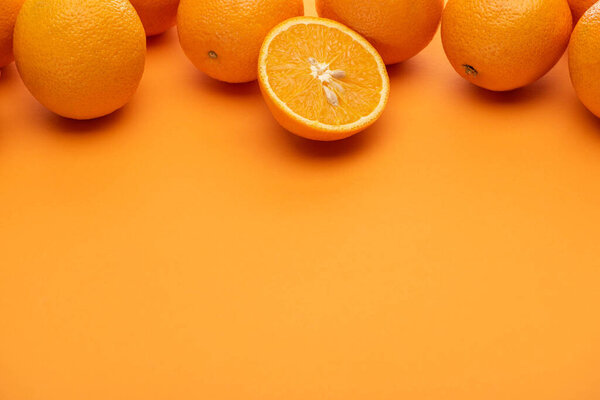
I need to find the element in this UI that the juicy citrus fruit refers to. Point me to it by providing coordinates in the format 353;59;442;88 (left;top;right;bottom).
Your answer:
569;3;600;117
177;0;304;83
316;0;443;65
129;0;179;36
0;0;24;68
568;0;597;21
441;0;572;91
14;0;146;120
258;17;390;141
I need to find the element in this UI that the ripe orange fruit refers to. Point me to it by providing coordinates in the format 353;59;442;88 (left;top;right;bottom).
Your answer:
129;0;179;37
0;0;24;68
568;0;597;21
258;17;390;141
569;3;600;117
316;0;444;65
441;0;572;91
14;0;146;120
177;0;304;83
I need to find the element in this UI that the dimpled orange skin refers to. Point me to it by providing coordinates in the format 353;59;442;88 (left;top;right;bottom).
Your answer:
569;3;600;117
568;0;597;21
568;0;598;22
0;0;24;68
441;0;572;92
14;0;146;120
129;0;180;36
316;0;444;65
177;0;304;83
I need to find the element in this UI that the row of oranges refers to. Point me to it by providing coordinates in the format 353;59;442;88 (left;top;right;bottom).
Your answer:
1;0;600;141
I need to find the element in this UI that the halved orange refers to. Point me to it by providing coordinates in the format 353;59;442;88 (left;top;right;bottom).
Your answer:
258;17;390;141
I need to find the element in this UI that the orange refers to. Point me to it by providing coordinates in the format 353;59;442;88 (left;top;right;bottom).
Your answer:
569;2;600;117
258;17;389;141
316;0;444;65
177;0;304;83
568;0;597;21
441;0;572;91
0;0;24;68
13;0;146;120
129;0;180;37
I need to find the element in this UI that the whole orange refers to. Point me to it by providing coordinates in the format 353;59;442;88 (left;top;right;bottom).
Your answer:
0;0;24;68
316;0;444;65
441;0;572;91
569;3;600;117
14;0;146;120
129;0;180;36
568;0;597;21
177;0;304;83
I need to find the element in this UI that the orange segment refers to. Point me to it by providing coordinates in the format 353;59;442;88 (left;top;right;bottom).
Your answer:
258;17;390;141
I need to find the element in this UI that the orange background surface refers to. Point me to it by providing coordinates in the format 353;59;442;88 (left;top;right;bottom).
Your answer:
1;2;600;399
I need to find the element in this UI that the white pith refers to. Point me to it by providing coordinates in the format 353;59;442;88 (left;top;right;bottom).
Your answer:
259;18;390;133
308;57;346;106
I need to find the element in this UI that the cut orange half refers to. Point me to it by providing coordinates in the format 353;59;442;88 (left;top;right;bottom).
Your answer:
258;17;390;141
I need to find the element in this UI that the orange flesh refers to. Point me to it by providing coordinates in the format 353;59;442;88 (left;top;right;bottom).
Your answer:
265;23;384;126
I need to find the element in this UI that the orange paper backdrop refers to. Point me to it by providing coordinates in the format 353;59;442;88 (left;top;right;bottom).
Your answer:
1;2;600;399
